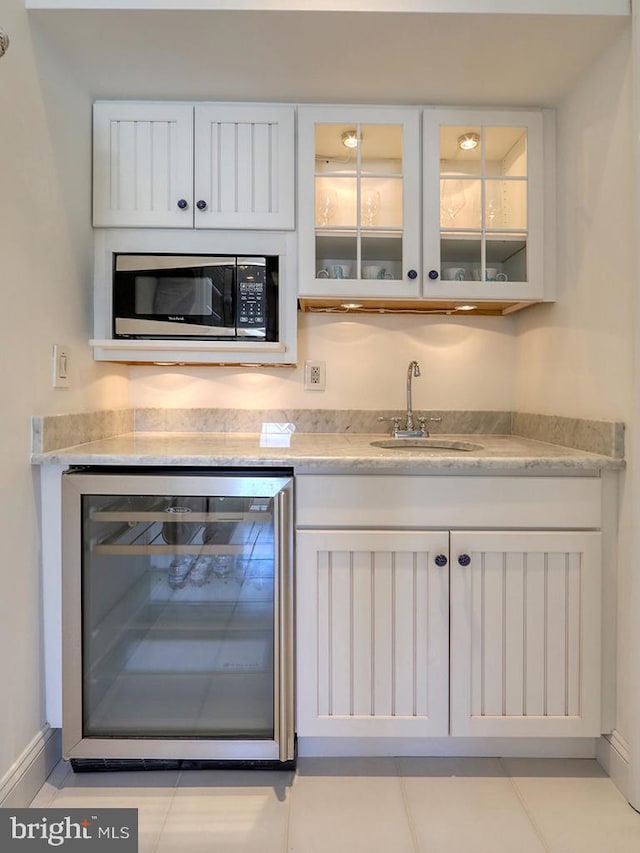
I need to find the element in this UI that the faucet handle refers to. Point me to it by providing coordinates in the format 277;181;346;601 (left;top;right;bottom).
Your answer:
377;415;402;434
417;416;442;433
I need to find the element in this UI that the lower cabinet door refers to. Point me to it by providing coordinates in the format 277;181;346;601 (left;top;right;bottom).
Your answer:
296;530;450;737
450;530;602;737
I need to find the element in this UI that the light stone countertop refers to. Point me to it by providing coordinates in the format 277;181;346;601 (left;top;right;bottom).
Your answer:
30;431;625;473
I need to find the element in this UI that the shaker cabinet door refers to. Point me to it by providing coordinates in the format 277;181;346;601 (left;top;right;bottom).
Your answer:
93;102;194;228
296;529;450;738
449;530;602;737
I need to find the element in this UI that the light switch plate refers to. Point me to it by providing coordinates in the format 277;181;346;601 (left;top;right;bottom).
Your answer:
52;344;70;389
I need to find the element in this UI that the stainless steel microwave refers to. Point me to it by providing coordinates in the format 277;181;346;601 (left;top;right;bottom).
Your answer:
112;254;278;340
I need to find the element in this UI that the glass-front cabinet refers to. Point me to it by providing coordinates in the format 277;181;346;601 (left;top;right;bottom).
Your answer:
298;105;551;312
423;107;546;303
297;106;421;300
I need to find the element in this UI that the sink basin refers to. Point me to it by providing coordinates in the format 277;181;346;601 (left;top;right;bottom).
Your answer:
370;438;483;452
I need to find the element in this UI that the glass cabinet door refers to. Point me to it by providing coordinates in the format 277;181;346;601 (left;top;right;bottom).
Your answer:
423;109;545;302
80;490;278;739
439;124;528;283
299;107;420;299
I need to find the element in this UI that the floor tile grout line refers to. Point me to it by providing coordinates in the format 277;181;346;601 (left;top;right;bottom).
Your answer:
149;779;180;853
394;756;423;853
498;757;551;853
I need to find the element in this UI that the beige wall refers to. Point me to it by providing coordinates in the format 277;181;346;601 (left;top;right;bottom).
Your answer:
128;313;517;410
0;1;127;792
515;29;633;744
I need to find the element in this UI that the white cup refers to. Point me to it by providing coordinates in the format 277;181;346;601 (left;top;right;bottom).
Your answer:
443;266;465;281
363;265;382;279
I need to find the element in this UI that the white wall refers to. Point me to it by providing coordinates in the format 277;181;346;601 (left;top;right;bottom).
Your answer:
0;1;127;795
514;29;633;745
128;313;517;411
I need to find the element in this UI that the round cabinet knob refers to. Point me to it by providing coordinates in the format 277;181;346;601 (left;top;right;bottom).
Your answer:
177;199;189;210
428;269;439;280
457;554;471;567
196;200;208;211
407;269;418;280
434;554;448;567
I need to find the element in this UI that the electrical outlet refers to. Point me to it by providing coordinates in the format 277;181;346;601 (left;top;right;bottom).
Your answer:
304;359;326;391
52;344;71;389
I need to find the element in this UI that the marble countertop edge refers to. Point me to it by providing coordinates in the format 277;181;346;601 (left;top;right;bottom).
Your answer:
30;431;625;473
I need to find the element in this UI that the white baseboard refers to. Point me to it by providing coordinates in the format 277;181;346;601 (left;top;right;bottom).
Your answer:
298;736;597;758
0;726;61;808
597;730;630;800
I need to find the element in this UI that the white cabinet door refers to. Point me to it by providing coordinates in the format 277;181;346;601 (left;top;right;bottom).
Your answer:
450;530;601;737
93;102;194;228
422;107;552;303
296;529;449;738
297;106;422;300
94;102;295;230
194;105;295;230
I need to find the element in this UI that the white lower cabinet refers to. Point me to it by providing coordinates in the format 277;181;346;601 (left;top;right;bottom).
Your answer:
295;476;604;741
296;530;450;737
449;530;602;738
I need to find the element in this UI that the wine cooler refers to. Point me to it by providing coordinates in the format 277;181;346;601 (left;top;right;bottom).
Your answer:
61;467;294;770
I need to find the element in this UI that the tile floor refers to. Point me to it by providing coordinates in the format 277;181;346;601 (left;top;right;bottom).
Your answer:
30;757;640;853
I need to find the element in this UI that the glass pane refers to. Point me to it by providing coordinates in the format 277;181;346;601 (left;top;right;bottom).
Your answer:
441;178;481;230
487;239;527;282
484;126;527;177
361;177;402;229
361;233;402;280
484;179;527;231
440;125;482;177
316;233;357;280
315;176;357;228
81;493;275;739
360;124;403;176
315;123;358;175
441;235;481;281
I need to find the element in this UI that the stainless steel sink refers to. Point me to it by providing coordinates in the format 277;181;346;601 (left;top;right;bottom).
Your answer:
370;438;484;452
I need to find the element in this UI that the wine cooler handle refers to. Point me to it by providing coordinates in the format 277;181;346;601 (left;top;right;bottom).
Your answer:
276;486;295;762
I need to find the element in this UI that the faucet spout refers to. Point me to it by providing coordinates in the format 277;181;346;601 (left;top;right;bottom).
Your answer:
405;360;421;433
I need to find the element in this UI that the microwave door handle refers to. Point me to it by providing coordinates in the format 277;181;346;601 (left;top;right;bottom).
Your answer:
224;273;235;329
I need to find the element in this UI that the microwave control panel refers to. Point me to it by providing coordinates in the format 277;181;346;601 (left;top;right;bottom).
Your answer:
237;264;266;329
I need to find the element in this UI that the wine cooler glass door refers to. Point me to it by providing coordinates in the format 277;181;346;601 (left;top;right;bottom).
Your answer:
62;471;294;763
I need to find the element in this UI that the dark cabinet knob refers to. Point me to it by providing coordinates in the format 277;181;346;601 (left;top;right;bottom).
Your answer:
428;269;439;280
457;554;471;567
434;554;448;567
177;199;189;210
196;200;208;211
407;269;418;280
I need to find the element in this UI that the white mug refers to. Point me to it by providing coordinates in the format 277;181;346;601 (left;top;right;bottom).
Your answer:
486;267;509;282
317;269;329;279
443;267;465;281
363;265;382;279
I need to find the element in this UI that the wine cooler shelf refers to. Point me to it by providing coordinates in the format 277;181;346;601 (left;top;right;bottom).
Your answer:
90;497;272;556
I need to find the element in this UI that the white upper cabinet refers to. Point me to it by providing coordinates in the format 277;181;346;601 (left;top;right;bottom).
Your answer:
423;107;550;304
93;102;194;229
93;102;295;230
194;105;295;230
297;104;554;312
297;106;422;300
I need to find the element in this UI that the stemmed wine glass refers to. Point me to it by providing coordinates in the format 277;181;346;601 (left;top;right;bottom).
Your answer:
440;180;467;225
361;190;381;227
316;188;338;226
